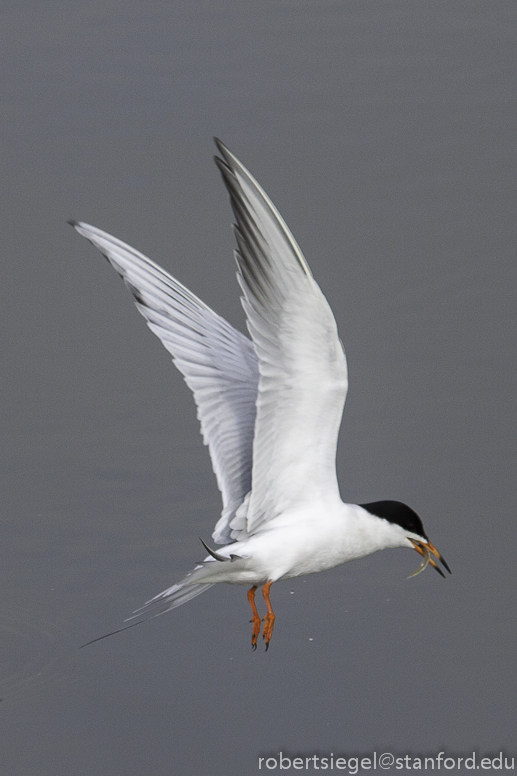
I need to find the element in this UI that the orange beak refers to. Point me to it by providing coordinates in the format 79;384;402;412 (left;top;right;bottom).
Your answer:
408;539;451;578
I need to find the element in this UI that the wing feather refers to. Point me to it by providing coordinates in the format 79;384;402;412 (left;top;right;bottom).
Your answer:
71;221;259;544
215;140;348;535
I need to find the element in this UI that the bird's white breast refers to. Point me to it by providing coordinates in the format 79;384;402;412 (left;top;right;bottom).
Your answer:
203;502;406;586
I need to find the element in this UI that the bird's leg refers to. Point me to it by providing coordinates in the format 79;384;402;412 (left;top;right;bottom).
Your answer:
261;581;275;651
247;586;261;650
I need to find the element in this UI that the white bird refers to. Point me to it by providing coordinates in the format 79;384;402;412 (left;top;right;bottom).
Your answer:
71;139;449;650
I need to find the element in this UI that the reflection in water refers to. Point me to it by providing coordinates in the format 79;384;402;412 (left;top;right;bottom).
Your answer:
0;605;79;702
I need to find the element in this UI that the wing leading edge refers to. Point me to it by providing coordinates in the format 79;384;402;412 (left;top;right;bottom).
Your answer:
215;141;348;535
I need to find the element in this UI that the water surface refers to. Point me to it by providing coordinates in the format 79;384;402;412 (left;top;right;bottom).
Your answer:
1;2;516;773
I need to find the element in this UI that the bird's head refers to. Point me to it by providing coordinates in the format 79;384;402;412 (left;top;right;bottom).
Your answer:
360;500;451;578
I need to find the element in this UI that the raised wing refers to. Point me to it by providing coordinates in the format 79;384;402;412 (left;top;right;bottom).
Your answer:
70;221;259;545
215;140;348;535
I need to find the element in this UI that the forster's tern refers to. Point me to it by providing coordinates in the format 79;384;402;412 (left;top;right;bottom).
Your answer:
71;139;449;650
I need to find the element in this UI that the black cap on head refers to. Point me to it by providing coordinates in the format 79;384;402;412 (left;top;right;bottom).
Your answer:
360;500;428;540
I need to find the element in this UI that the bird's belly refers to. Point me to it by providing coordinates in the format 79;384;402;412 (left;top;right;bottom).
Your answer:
205;505;388;586
242;518;372;583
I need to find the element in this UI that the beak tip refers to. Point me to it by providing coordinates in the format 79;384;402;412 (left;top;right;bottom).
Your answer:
440;558;452;575
408;538;450;578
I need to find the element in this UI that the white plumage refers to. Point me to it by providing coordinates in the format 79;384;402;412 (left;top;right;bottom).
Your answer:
72;139;448;650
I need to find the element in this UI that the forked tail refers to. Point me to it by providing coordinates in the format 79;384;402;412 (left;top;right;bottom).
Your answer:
80;565;214;648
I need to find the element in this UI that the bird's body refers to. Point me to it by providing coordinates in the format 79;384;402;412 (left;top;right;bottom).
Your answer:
173;503;420;588
72;139;449;650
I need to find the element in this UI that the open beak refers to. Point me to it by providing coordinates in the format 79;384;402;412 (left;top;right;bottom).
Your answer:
408;539;451;579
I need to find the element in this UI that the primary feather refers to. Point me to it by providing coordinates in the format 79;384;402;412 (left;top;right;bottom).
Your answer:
71;220;259;545
215;140;348;535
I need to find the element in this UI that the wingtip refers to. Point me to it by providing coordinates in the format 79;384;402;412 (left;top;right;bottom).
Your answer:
214;153;234;183
214;138;237;171
213;137;227;155
213;153;227;171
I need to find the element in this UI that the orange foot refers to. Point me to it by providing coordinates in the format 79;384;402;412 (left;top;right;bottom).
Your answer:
250;615;261;650
261;581;275;651
247;586;261;650
262;613;275;651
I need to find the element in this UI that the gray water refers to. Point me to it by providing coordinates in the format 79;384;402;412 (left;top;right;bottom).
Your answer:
1;2;516;773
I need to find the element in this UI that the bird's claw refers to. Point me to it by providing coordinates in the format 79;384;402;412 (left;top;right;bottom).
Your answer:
261;613;275;651
250;615;261;649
